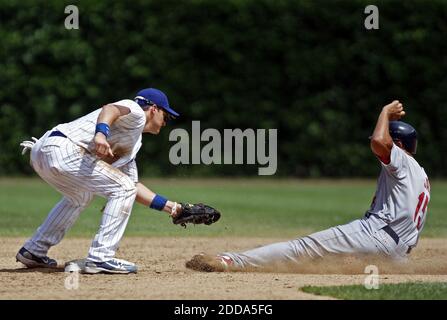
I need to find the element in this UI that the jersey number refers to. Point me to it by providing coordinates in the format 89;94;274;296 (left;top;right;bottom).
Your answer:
413;192;429;231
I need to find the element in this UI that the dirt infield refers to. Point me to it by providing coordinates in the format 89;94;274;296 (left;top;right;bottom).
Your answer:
1;237;446;300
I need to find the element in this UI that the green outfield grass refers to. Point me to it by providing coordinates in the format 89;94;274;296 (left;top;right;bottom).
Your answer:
301;282;447;300
0;178;446;238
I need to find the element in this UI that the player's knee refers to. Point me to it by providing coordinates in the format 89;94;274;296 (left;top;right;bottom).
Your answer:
112;183;137;200
127;184;137;199
47;163;61;175
65;196;92;208
117;185;137;215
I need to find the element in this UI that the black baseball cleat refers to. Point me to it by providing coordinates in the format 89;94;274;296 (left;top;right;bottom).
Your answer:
16;247;57;268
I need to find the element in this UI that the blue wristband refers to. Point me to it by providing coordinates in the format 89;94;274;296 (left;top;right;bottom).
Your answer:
150;194;168;211
95;123;110;138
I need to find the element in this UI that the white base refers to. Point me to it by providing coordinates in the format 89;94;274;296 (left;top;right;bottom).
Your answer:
64;258;87;273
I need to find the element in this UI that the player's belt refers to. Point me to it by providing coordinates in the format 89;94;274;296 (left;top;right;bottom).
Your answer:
381;225;399;245
382;225;413;254
49;130;67;138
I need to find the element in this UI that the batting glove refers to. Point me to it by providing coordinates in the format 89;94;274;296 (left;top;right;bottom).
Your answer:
20;137;39;155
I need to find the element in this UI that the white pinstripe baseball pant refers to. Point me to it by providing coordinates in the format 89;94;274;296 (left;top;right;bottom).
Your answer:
25;131;137;262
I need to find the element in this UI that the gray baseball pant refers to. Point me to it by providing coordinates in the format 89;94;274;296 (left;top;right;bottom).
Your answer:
222;217;410;269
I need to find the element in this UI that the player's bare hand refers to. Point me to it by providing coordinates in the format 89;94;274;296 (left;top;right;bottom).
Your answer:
383;100;405;121
94;133;114;158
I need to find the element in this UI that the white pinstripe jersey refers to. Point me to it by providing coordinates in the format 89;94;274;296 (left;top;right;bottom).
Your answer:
55;99;146;169
366;143;430;247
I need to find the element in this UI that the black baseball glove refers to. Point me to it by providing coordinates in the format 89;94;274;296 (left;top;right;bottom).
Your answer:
173;203;221;228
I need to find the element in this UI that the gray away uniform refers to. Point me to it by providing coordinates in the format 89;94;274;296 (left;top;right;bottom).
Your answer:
224;144;431;269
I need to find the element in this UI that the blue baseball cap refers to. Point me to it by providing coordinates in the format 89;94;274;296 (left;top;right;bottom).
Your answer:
134;88;179;118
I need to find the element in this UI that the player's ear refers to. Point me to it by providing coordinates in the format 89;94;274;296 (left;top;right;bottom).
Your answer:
146;104;155;114
395;140;404;149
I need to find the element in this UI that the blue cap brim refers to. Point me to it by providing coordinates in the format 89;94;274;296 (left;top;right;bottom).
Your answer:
162;106;179;117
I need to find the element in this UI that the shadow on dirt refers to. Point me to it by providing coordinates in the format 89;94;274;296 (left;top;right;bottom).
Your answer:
0;267;64;273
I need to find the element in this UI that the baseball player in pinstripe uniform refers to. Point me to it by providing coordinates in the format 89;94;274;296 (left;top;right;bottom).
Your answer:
17;88;182;274
187;101;431;272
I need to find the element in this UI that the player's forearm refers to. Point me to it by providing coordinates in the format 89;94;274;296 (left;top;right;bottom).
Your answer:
135;182;177;215
370;107;393;157
135;182;156;206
